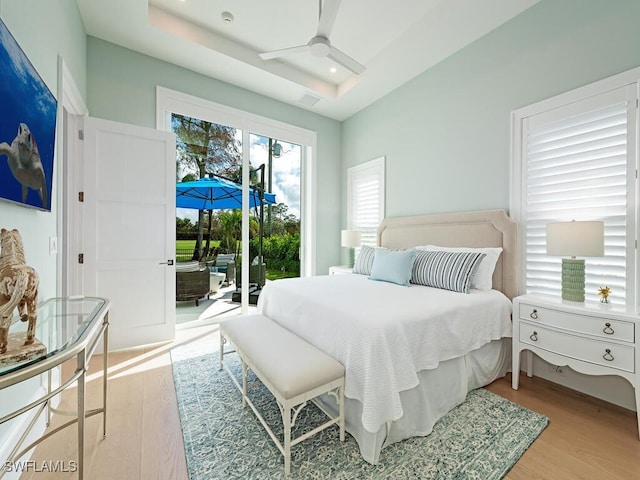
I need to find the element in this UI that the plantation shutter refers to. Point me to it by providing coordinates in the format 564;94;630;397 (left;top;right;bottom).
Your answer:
348;157;385;248
522;85;636;304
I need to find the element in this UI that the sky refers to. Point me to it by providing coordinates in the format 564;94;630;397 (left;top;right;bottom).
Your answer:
249;134;301;219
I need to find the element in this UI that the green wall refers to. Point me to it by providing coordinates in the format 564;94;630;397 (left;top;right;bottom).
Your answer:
0;0;87;454
86;37;342;274
342;0;640;222
0;0;86;299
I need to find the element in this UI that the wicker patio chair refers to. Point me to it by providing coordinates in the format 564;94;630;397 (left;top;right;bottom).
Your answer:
176;261;210;306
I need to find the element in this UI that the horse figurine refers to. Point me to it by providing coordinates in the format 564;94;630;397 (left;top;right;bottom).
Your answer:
0;228;39;355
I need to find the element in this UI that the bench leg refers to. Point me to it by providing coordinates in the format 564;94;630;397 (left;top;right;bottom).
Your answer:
219;335;225;371
242;360;248;409
339;385;345;442
281;403;291;477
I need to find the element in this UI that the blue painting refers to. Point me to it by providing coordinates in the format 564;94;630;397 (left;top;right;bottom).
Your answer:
0;18;56;211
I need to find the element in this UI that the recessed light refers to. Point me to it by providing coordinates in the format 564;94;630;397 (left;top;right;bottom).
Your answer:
329;67;337;74
221;11;234;23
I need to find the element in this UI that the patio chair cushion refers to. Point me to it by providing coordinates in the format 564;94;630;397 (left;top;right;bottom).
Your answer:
176;261;201;273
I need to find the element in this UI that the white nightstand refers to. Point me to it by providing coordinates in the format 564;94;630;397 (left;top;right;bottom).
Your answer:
329;265;353;275
512;293;639;438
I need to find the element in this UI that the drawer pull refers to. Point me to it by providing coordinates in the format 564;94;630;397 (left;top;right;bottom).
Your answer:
529;331;538;342
603;349;614;362
603;323;615;335
529;309;538;320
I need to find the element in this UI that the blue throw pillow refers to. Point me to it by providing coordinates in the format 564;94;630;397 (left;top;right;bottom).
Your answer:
369;248;417;286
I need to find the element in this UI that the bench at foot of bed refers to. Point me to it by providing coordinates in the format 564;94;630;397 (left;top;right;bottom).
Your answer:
220;313;345;476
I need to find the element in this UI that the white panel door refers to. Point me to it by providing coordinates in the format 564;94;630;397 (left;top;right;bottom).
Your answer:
81;116;176;350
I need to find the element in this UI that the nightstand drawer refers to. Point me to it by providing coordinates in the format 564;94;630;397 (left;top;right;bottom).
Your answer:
519;321;635;373
518;303;634;343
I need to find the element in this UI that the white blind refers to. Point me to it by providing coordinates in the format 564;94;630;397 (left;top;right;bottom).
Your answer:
523;88;632;304
348;157;385;247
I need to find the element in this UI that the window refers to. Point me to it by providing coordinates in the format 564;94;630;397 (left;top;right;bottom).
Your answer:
511;73;638;307
348;157;385;247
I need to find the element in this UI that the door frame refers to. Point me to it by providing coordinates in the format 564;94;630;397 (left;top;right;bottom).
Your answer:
57;56;88;297
156;87;317;312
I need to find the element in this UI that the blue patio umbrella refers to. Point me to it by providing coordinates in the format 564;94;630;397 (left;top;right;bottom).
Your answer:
176;174;275;291
176;176;276;210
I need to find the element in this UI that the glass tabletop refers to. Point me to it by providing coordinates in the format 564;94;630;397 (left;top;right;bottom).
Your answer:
0;297;107;377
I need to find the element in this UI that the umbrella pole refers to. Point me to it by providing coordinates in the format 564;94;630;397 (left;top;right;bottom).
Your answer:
258;165;265;288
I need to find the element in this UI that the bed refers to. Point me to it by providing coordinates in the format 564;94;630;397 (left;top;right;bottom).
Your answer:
257;209;519;464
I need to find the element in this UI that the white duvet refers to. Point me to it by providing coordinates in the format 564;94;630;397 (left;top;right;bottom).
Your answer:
257;273;512;434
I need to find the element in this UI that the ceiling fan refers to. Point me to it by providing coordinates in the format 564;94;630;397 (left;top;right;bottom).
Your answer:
258;0;365;75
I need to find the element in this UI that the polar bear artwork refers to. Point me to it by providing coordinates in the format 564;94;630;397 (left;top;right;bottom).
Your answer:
0;228;39;355
0;123;48;209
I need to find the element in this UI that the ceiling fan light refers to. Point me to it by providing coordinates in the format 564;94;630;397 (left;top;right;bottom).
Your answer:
309;36;330;57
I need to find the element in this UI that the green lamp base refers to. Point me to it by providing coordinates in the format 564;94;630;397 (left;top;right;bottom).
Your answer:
347;248;355;268
561;258;585;302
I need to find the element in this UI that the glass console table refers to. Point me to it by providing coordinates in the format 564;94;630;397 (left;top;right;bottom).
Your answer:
0;296;110;480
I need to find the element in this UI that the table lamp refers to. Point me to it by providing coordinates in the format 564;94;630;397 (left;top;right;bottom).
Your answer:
546;220;604;302
341;230;361;268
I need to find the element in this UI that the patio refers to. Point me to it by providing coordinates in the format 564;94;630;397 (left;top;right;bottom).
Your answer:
175;282;258;328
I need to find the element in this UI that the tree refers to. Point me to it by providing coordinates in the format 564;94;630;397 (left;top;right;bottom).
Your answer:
217;209;260;257
173;114;242;260
267;203;300;236
173;114;242;180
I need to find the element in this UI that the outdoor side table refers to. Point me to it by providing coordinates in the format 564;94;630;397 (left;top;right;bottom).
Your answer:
0;296;110;480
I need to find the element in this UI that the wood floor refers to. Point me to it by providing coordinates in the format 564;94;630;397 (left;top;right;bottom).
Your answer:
16;322;640;479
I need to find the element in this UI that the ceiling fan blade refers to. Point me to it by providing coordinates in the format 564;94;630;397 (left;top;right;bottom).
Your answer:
327;46;365;75
259;45;309;60
316;0;341;38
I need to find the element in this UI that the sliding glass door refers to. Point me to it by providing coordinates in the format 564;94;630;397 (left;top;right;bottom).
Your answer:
158;87;315;317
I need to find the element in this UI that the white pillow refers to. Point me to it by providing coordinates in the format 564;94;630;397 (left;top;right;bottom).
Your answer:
416;245;503;291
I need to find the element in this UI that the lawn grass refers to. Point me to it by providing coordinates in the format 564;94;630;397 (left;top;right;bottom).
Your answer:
175;240;297;279
176;239;220;250
265;269;299;280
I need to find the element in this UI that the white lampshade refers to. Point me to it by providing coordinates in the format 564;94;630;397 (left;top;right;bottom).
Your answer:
546;221;604;257
547;220;604;302
341;230;361;248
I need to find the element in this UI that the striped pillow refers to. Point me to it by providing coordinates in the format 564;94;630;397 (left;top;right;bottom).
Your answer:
353;245;375;275
411;250;486;293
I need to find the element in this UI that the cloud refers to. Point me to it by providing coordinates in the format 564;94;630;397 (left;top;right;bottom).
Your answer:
250;139;301;219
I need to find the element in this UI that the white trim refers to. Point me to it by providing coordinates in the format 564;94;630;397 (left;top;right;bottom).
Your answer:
57;56;88;299
155;86;317;282
513;65;640;120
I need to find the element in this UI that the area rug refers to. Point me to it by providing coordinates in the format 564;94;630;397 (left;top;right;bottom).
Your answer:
171;341;548;480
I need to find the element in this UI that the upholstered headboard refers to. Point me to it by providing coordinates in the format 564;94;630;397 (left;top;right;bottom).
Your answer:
377;210;519;299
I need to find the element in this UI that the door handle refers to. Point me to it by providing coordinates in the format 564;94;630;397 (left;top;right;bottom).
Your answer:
159;260;174;265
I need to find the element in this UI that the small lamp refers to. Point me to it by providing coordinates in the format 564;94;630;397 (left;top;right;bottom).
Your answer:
341;230;361;268
546;220;604;302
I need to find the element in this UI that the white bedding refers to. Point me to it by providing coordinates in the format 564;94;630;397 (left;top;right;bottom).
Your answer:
257;273;513;434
